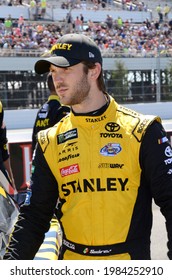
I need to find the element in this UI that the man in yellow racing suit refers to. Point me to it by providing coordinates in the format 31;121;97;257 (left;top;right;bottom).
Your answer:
0;101;16;191
4;33;172;260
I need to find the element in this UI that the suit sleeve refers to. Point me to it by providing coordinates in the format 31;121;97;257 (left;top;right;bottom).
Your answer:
0;102;9;161
0;125;9;161
4;143;59;260
140;121;172;259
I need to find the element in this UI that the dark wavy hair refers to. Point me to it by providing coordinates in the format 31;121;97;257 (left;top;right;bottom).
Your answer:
82;61;106;92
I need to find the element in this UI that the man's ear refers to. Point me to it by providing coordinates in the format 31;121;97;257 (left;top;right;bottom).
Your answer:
90;63;101;79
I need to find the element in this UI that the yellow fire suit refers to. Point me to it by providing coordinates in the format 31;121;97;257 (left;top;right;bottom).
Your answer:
4;95;172;260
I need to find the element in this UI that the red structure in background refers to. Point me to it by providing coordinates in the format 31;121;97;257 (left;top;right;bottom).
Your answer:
9;142;32;192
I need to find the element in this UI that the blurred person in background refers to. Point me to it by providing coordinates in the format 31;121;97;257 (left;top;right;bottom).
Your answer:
0;100;17;193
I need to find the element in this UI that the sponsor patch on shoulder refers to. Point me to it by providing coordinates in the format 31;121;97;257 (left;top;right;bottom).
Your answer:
158;136;168;144
39;130;48;145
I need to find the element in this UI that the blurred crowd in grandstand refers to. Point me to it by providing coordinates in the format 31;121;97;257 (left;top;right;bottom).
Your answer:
0;0;148;11
0;0;172;57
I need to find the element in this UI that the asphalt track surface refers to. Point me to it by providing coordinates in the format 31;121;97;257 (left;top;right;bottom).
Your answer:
151;203;168;260
7;126;171;260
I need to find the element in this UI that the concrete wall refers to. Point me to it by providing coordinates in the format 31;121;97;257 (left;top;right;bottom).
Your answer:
4;102;172;130
2;4;172;23
0;56;171;72
0;5;30;19
0;5;152;23
4;108;38;129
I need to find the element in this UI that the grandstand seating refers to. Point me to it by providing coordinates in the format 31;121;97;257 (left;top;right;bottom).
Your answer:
0;0;171;23
0;4;152;22
0;0;172;109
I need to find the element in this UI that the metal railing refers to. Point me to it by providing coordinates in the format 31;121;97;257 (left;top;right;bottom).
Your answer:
1;79;172;110
0;48;171;58
0;50;172;109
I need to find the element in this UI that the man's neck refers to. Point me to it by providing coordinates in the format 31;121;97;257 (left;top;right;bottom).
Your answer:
72;93;109;116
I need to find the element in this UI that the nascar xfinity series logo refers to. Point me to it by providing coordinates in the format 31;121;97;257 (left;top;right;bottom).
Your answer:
100;143;122;156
